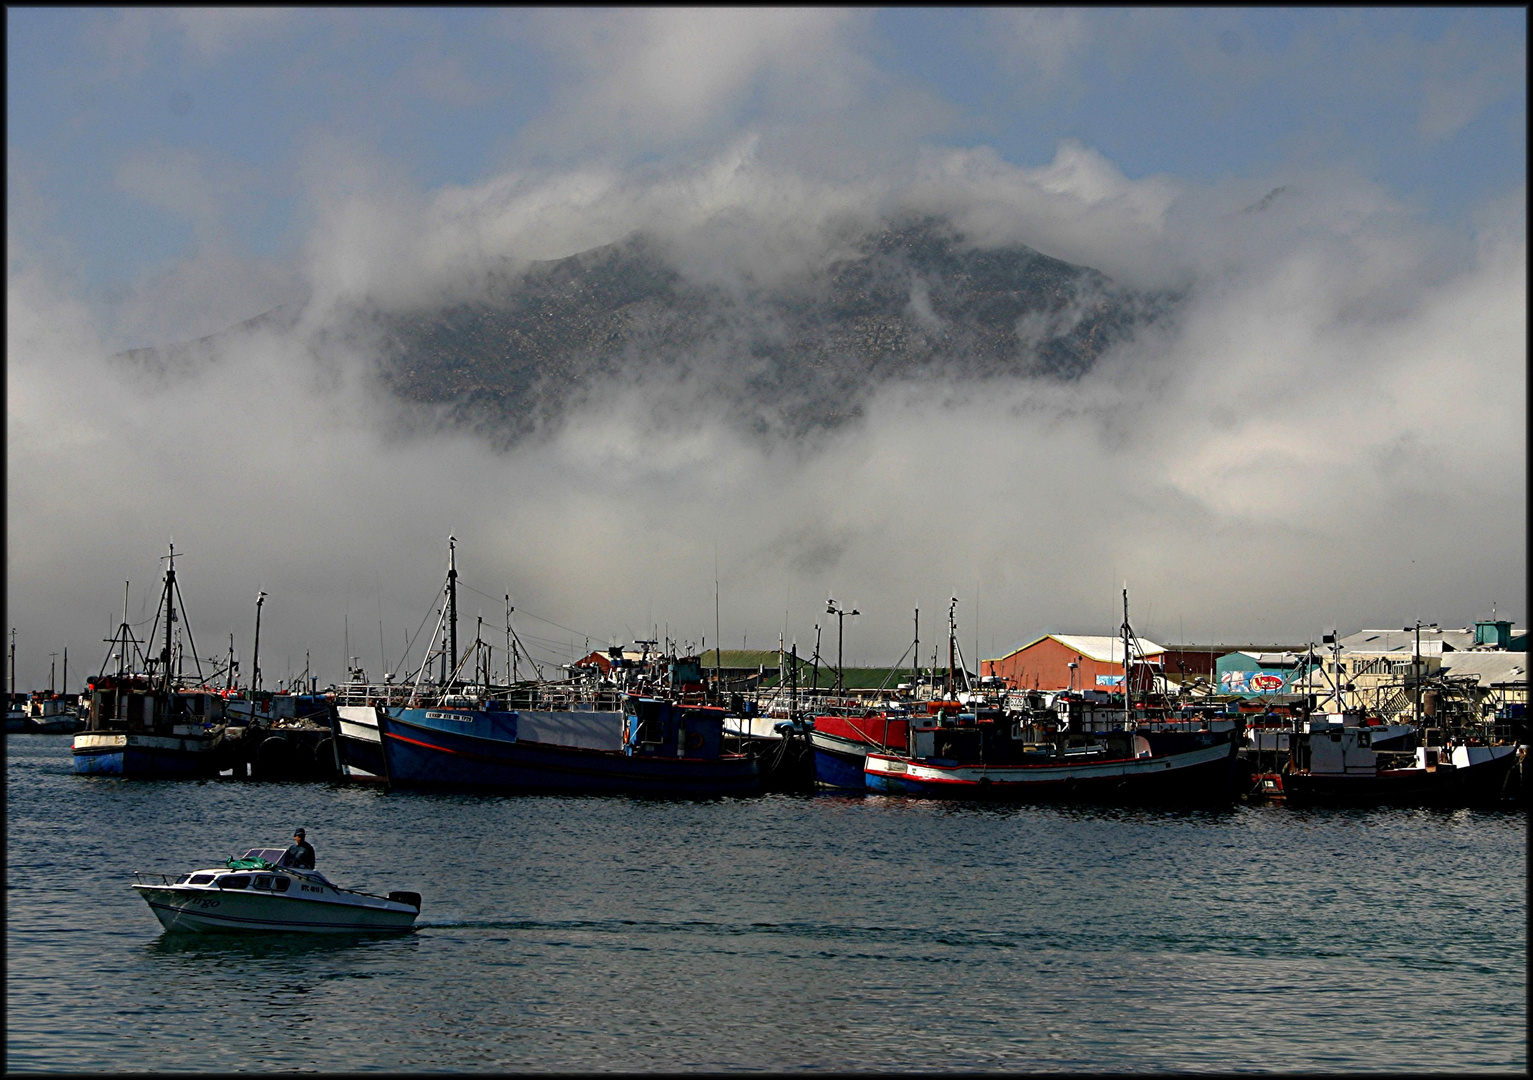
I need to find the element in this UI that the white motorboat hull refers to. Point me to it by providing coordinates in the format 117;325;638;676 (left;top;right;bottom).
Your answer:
135;884;418;933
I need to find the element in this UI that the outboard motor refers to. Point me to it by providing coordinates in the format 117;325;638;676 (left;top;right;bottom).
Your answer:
388;891;422;911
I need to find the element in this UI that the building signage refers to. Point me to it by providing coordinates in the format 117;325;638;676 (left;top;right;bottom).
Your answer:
1095;674;1124;686
1220;671;1287;695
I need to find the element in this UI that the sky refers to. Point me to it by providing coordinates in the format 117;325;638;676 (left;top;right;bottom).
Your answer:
6;7;1527;691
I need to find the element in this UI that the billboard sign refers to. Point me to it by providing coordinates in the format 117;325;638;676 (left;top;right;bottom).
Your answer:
1095;674;1124;686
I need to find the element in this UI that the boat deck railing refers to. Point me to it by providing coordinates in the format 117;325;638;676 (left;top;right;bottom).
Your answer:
332;683;628;712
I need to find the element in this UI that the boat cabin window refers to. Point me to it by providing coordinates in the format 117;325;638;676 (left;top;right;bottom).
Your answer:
253;876;272;890
271;877;290;893
174;875;190;885
188;874;214;885
219;876;249;889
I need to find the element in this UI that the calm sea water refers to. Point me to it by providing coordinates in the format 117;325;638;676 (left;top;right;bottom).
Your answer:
6;733;1526;1072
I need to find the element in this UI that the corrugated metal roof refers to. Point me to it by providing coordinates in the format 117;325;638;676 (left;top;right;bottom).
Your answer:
1340;629;1475;654
1439;651;1528;685
1046;634;1166;663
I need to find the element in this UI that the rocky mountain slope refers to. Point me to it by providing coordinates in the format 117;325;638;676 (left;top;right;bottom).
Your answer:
124;216;1174;445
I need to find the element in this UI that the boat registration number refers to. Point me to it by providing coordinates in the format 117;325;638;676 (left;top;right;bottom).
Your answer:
191;898;221;909
885;760;907;774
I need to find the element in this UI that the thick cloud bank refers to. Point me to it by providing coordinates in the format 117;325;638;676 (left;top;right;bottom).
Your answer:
7;140;1525;687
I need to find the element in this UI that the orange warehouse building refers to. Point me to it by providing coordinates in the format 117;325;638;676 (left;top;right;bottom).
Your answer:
982;634;1166;692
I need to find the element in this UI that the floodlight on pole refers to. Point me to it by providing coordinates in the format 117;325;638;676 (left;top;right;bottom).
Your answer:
826;598;859;695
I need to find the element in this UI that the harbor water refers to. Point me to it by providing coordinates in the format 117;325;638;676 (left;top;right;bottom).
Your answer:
7;733;1526;1072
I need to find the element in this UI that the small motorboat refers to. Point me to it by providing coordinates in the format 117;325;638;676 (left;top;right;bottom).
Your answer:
133;847;421;933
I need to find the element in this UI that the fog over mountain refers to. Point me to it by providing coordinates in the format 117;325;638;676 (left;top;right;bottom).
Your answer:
6;10;1525;689
123;215;1171;448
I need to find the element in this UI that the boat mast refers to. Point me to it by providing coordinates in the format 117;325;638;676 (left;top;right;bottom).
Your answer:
946;596;958;698
159;543;178;696
100;582;133;680
119;582;129;676
512;597;524;683
789;642;798;721
446;536;458;690
9;628;14;701
1122;586;1131;729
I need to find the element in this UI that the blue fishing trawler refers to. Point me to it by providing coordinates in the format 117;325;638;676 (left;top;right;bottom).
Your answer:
72;545;223;779
355;537;759;796
376;694;759;796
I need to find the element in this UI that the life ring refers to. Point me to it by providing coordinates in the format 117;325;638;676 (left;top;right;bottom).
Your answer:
685;730;705;752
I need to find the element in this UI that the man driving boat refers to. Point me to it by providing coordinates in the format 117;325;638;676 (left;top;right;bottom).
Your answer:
281;827;315;869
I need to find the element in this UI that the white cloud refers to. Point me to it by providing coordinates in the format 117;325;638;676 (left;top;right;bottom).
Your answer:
512;8;867;152
8;129;1524;688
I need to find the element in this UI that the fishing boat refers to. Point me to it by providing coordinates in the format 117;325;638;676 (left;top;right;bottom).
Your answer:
865;716;1239;800
866;590;1242;802
22;692;84;733
363;537;760;796
72;546;225;778
133;846;420;933
378;693;760;796
810;707;911;789
1278;716;1519;806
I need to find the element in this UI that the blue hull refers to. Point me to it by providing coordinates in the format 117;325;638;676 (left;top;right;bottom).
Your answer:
379;711;760;797
812;745;869;790
72;746;212;779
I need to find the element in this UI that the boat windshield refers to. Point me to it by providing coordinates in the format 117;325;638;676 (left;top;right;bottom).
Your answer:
242;848;289;863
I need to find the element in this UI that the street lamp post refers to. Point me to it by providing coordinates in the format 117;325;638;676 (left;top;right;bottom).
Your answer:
1403;620;1438;730
252;592;267;693
826;598;859;696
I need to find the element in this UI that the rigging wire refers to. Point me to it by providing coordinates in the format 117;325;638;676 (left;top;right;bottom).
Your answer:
456;578;603;644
